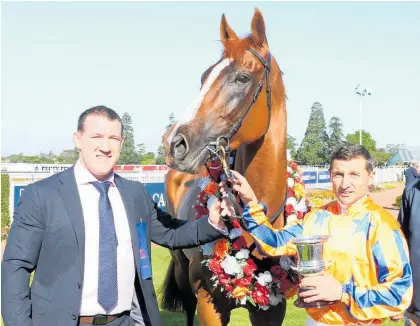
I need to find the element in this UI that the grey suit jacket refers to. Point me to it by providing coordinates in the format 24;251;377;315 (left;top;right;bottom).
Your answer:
1;166;223;326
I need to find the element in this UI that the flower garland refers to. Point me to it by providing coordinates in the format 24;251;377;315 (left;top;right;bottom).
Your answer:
195;158;310;310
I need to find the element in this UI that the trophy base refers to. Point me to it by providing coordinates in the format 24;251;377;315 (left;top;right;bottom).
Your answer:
293;299;334;308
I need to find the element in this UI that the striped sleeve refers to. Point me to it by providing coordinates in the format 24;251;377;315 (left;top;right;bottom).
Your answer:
341;212;413;320
241;202;304;257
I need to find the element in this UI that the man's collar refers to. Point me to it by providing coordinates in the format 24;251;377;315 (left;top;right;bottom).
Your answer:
74;159;115;186
338;194;370;215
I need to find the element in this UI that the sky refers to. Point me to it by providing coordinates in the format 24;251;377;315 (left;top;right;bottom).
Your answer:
1;1;419;156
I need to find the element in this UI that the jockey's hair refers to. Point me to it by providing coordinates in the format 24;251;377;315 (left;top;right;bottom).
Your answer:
77;105;124;136
330;142;374;172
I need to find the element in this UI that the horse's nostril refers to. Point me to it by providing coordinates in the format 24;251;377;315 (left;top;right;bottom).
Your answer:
171;134;189;160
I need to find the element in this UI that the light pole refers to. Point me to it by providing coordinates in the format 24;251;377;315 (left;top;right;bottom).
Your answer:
355;84;372;145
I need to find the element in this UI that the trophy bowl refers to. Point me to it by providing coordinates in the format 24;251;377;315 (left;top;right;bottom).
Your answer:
292;235;335;308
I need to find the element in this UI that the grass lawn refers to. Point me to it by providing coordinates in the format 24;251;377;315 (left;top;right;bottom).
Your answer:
0;246;404;326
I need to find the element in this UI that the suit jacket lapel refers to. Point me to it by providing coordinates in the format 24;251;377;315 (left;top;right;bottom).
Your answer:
58;166;85;276
114;175;141;276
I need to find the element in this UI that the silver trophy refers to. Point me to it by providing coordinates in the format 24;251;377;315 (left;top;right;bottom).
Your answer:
292;235;335;308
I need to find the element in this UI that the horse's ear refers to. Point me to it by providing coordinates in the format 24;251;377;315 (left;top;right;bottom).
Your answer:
220;14;238;47
251;8;268;47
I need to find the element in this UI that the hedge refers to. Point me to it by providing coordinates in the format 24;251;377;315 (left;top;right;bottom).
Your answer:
1;174;10;239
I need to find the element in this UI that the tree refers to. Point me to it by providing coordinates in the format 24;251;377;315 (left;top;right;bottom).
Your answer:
327;116;345;156
371;149;392;167
141;152;156;165
57;148;79;164
119;112;138;164
296;102;329;165
345;130;376;152
155;113;176;165
286;134;298;159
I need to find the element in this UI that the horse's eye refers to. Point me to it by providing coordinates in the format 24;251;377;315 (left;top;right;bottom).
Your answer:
235;74;249;84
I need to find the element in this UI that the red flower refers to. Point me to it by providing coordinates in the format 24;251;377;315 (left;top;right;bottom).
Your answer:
231;219;241;229
295;175;303;184
252;284;270;306
219;274;231;286
291;161;298;171
287;171;291;178
234;275;253;288
194;205;209;218
224;284;234;293
243;259;257;275
285;204;295;216
208;258;223;275
297;211;305;219
232;236;247;251
287;187;295;198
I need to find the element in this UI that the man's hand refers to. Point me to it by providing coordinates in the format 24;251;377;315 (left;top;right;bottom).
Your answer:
207;196;231;229
299;272;343;303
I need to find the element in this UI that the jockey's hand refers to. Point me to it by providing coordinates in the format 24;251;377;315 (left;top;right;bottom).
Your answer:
299;272;342;303
219;170;258;206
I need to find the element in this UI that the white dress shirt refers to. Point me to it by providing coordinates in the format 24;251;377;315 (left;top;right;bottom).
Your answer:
74;160;135;315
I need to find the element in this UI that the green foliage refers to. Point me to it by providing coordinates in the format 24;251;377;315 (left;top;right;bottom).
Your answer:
119;112;139;164
1;174;10;239
327;116;345;157
371;150;392;167
141;152;156;165
395;195;402;208
155;113;176;165
296;102;329;165
286;134;298;159
345;130;376;152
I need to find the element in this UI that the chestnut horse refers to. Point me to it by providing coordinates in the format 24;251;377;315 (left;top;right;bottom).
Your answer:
160;9;289;326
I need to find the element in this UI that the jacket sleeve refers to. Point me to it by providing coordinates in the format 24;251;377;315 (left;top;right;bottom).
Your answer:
1;184;45;326
241;202;305;257
150;202;225;250
398;188;413;241
341;213;413;320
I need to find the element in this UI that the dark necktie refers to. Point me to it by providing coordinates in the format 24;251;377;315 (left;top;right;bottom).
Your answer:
91;181;118;312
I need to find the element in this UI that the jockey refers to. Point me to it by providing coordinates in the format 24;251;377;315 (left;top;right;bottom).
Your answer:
220;143;413;326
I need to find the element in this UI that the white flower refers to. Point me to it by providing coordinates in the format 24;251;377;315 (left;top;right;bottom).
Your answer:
256;271;273;286
235;249;250;260
286;214;297;224
261;305;270;310
287;178;295;188
229;228;242;240
287;166;292;173
201;241;216;256
286;197;297;208
220;255;242;276
269;293;283;306
279;256;292;270
295;199;308;213
240;297;247;305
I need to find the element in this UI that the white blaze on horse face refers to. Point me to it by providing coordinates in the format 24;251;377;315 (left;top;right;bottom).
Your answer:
166;58;232;145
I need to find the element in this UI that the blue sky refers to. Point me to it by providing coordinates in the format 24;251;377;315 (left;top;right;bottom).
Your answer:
1;1;419;156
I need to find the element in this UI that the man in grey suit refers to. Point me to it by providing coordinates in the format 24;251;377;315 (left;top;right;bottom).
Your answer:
1;106;228;326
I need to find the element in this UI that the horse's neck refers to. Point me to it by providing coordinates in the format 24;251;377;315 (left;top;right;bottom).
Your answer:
234;132;287;228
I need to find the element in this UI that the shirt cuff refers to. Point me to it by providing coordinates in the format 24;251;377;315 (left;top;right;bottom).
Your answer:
208;218;229;236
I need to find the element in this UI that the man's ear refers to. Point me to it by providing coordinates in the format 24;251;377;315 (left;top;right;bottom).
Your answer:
73;132;81;150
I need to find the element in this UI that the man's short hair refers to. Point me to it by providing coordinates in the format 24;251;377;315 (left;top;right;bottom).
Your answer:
330;143;374;172
77;105;123;135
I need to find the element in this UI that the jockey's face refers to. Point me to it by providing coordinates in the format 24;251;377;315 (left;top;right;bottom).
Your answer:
329;156;374;208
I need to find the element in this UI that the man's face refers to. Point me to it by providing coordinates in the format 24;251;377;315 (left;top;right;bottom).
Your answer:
329;156;373;207
73;114;123;180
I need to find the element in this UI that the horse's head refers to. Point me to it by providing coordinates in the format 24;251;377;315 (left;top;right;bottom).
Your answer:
163;9;284;173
